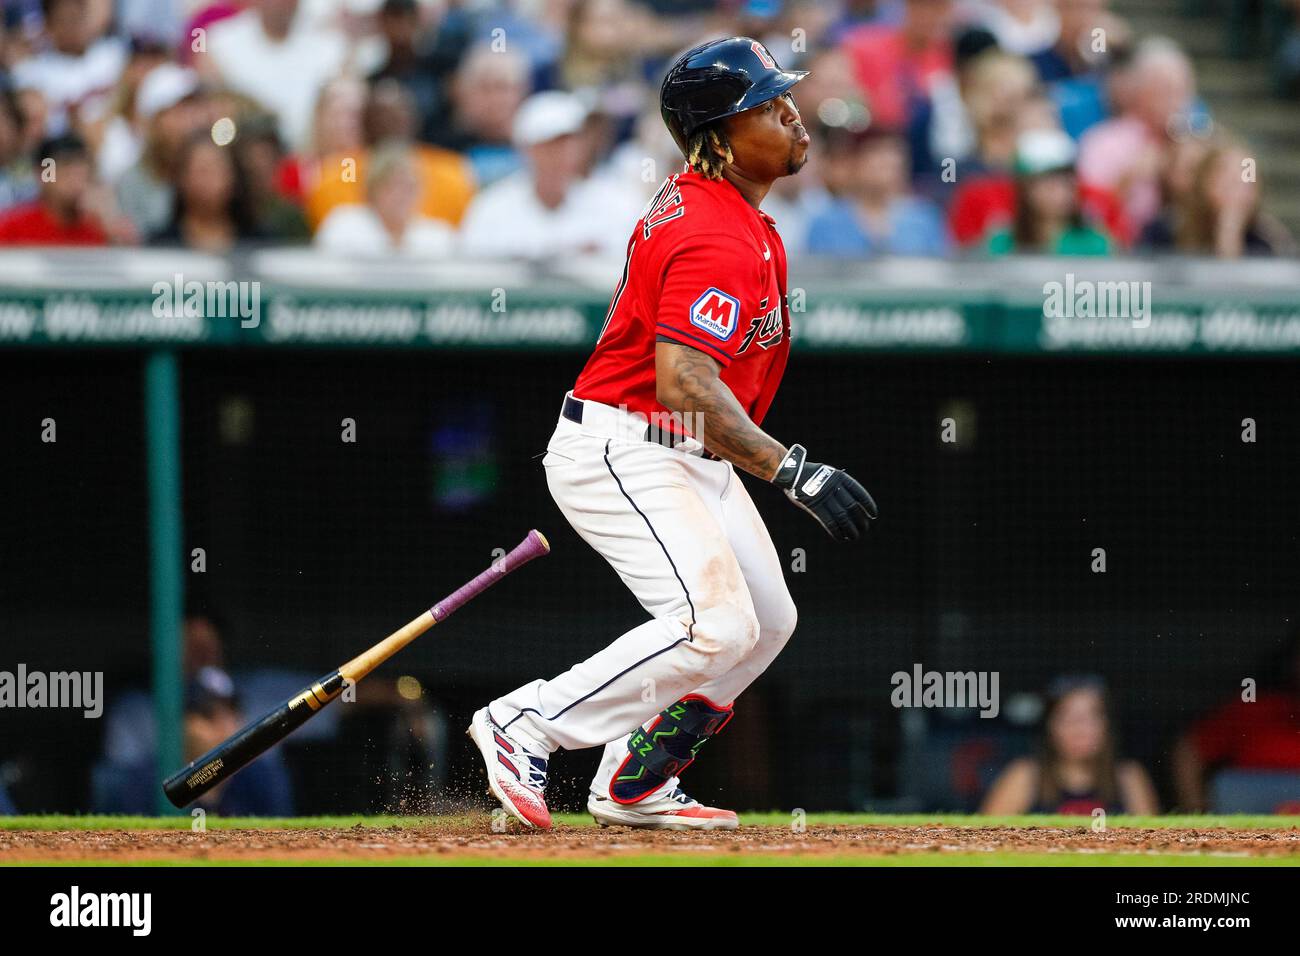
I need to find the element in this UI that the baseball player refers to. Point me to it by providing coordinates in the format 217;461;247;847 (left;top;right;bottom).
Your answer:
469;37;877;830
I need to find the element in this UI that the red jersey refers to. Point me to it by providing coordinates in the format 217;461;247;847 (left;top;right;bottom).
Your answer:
0;203;107;246
1191;693;1300;770
572;169;791;428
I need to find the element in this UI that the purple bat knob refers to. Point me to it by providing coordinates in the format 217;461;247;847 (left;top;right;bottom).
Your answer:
430;530;550;622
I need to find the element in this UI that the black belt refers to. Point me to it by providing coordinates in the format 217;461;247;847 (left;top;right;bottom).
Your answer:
563;395;711;454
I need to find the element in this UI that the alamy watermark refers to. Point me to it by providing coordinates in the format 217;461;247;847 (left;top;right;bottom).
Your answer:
617;405;706;447
49;886;151;936
152;274;261;328
890;663;999;718
1043;273;1152;329
0;665;103;718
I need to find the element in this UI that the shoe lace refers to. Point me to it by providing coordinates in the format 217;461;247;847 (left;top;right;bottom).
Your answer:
667;787;692;805
525;755;549;791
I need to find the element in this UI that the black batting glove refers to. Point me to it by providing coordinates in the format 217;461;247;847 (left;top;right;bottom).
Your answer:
771;444;877;541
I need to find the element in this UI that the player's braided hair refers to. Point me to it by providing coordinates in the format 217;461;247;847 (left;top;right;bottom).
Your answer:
685;124;733;181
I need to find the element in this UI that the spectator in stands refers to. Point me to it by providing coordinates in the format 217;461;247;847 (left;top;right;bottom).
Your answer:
733;0;796;58
201;0;348;150
314;140;455;256
916;25;1000;183
954;49;1041;177
1148;133;1211;223
364;79;476;227
102;612;225;773
0;87;38;210
459;90;642;261
574;96;617;179
1040;2;1133;140
1035;2;1129;77
841;0;956;132
824;0;905;45
1;8;29;69
150;130;261;251
178;0;243;67
10;85;49;155
1173;629;1300;812
1139;137;1295;258
806;127;949;256
184;665;294;816
116;4;183;55
465;0;567;91
367;0;468;144
306;79;476;231
982;676;1158;815
312;74;367;172
232;115;309;242
1035;0;1112;81
948;89;1132;247
560;0;627;92
760;140;833;257
971;0;1059;59
0;133;108;243
986;127;1111;254
9;0;127;137
1077;36;1199;237
426;44;531;188
113;62;204;238
559;0;675;93
286;75;367;216
97;612;293;816
790;44;872;137
87;34;170;186
596;102;684;208
948;86;1050;245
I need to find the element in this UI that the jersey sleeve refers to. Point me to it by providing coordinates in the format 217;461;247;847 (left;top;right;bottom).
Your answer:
653;233;759;367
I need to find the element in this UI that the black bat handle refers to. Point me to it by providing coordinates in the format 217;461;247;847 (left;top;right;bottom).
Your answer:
162;669;346;808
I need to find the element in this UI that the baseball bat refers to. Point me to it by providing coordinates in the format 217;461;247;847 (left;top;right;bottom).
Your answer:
162;529;550;808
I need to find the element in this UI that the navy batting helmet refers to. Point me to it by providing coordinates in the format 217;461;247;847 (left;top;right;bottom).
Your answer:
659;37;809;155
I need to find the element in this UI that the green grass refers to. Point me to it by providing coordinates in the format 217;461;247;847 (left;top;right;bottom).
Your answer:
3;812;1298;831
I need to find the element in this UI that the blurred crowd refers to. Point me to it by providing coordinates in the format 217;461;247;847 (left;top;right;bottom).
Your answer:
0;0;1295;261
977;630;1300;816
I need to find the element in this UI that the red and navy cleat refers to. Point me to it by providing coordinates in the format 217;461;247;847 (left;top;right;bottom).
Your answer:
467;707;552;829
588;786;738;831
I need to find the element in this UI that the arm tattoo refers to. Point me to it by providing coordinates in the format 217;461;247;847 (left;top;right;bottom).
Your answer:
658;341;787;480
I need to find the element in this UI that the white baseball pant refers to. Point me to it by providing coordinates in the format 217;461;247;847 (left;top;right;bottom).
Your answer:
489;391;798;795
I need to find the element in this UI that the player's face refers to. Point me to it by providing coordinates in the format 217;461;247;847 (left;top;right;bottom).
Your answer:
724;91;810;181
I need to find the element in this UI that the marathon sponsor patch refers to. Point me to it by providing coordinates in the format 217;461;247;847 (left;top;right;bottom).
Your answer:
689;288;740;341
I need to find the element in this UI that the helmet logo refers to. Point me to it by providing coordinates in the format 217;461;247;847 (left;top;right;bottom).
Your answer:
750;41;776;70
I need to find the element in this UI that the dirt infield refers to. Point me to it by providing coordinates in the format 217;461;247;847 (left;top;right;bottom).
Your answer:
4;821;1300;864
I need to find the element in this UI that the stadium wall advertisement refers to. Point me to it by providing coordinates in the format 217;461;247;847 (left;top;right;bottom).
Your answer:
2;286;1300;353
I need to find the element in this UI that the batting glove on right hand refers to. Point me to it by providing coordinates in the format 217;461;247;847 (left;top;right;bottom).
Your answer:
772;444;878;542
